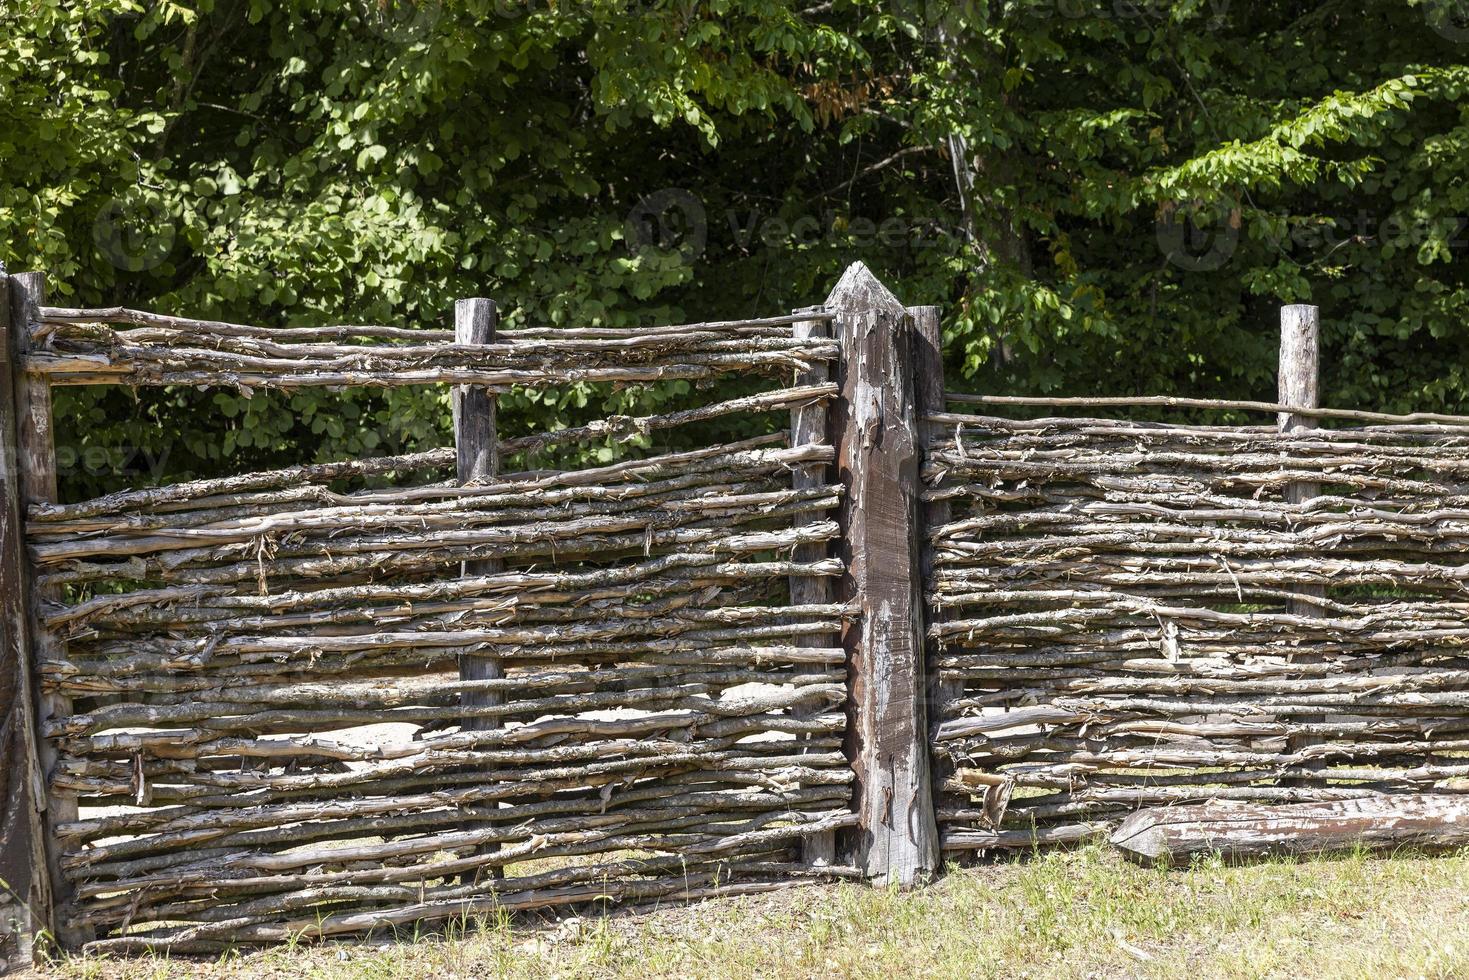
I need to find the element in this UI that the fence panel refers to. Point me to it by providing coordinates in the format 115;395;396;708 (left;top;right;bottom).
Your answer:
17;301;857;953
925;404;1469;852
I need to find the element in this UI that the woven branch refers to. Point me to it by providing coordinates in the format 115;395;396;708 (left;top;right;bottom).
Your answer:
928;415;1469;850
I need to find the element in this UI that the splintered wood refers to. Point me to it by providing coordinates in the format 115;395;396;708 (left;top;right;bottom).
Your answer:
925;411;1469;853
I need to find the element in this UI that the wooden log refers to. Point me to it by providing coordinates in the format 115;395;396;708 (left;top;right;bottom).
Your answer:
908;304;964;820
36;307;829;343
499;383;835;459
0;268;52;973
452;297;498;886
910;306;986;844
1111;795;1469;865
1279;304;1326;778
942;393;1469;427
453;298;503;740
827;262;938;886
789;305;838;867
1279;304;1325;617
6;273;83;952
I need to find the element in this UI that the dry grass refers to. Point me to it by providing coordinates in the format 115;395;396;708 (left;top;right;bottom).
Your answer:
35;845;1469;979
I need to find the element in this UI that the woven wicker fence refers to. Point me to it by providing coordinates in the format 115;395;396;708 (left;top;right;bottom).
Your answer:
927;396;1469;852
2;265;939;959
5;264;1468;965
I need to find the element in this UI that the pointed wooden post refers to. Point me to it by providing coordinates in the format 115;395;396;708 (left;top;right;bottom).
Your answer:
827;263;939;887
0;269;53;972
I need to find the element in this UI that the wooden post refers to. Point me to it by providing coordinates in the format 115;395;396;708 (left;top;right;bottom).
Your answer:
1279;304;1324;617
4;273;83;953
908;304;960;828
1279;304;1325;773
0;270;53;972
453;297;502;726
453;298;503;883
827;263;939;887
790;305;837;867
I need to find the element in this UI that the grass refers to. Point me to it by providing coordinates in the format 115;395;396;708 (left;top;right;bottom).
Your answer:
38;845;1469;980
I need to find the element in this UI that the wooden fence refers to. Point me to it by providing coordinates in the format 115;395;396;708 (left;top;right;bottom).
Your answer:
2;262;1467;966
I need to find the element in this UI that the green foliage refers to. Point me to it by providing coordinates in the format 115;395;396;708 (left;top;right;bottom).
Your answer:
3;0;1468;498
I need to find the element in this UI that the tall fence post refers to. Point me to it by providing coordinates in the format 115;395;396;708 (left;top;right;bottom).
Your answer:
454;297;503;726
827;263;939;886
908;304;959;833
0;269;53;972
1279;304;1324;616
1279;304;1325;773
790;305;838;866
4;272;83;953
453;298;503;881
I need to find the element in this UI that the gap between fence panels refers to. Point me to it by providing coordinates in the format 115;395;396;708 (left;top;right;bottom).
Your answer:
4;264;1469;967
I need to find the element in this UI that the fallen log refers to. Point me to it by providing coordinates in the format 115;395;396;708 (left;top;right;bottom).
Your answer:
1110;795;1469;865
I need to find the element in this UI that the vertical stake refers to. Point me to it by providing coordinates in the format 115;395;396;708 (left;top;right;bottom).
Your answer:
1279;303;1325;774
789;305;836;866
4;272;85;953
0;269;53;971
453;298;503;881
827;263;939;887
1279;304;1323;616
454;297;502;725
907;304;960;828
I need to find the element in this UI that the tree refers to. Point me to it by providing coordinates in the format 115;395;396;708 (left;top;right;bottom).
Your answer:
3;0;1467;497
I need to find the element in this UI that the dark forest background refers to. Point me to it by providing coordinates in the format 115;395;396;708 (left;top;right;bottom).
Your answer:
4;0;1469;498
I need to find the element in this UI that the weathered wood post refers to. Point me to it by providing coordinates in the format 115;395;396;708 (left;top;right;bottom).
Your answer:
0;269;53;972
3;272;84;955
790;305;838;866
1279;304;1324;617
454;297;502;726
453;298;503;881
826;263;939;886
1279;304;1325;774
908;304;959;828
